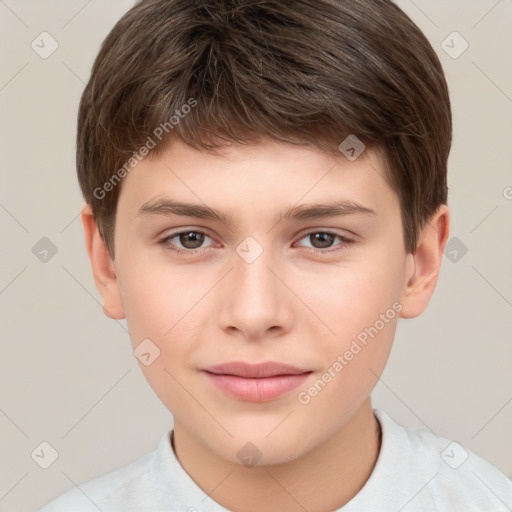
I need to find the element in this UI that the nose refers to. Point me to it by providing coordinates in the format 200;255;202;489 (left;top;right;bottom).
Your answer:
217;239;294;341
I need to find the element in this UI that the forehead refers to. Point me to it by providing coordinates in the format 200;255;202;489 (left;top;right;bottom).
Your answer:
116;138;397;221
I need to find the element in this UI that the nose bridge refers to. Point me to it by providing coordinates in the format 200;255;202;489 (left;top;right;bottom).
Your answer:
233;236;280;311
218;235;291;337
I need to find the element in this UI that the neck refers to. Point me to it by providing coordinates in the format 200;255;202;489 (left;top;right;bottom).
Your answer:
172;399;381;512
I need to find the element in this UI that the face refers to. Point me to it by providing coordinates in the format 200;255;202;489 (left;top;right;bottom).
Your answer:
105;138;416;464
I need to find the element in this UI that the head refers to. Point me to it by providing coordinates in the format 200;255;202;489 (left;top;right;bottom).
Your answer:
79;0;451;465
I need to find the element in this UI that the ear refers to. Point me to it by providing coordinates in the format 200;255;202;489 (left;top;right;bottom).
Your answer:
399;205;450;318
81;204;125;320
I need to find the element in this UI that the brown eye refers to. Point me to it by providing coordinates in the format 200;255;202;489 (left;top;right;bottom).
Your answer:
178;231;205;249
159;230;214;254
309;232;336;249
295;231;355;253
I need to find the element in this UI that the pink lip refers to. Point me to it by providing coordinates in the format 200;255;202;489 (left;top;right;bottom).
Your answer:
201;361;312;402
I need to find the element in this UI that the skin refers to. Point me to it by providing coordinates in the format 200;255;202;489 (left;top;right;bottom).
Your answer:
82;137;449;512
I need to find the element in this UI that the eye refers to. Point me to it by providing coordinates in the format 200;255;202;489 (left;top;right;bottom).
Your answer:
159;230;215;254
295;231;355;252
158;229;355;256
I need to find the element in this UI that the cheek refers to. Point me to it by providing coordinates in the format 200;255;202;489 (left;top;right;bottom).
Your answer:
116;250;208;345
116;251;215;395
297;250;403;397
118;263;203;413
296;309;397;417
302;257;403;341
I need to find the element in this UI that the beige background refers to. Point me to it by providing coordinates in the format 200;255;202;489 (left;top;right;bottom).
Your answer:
0;1;511;511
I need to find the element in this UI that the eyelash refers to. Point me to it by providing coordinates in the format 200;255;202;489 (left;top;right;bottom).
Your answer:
158;229;355;256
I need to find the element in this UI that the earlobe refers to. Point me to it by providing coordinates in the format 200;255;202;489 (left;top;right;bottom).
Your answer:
81;204;125;320
399;205;450;319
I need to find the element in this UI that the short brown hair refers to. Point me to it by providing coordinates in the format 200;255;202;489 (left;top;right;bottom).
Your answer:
77;0;451;257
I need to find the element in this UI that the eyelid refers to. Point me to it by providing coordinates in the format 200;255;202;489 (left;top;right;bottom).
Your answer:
293;229;355;250
297;227;355;241
159;228;217;251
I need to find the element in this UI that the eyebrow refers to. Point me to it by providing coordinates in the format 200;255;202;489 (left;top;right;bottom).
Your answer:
137;198;377;224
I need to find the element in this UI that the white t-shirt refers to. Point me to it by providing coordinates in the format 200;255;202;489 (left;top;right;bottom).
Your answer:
36;408;512;511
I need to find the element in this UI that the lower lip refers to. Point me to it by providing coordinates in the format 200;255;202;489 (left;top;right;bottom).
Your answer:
203;372;311;402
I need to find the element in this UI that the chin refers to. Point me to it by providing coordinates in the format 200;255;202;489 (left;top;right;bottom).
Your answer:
207;427;315;467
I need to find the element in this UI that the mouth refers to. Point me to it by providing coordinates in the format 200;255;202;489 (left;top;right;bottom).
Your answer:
201;361;313;402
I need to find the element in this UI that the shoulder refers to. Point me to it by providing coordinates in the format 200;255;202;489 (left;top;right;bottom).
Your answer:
34;437;163;512
368;408;512;511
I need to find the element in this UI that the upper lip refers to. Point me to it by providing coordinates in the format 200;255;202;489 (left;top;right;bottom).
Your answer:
203;361;312;378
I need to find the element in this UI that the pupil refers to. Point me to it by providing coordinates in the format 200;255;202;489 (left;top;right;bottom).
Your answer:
181;232;204;249
312;232;334;248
